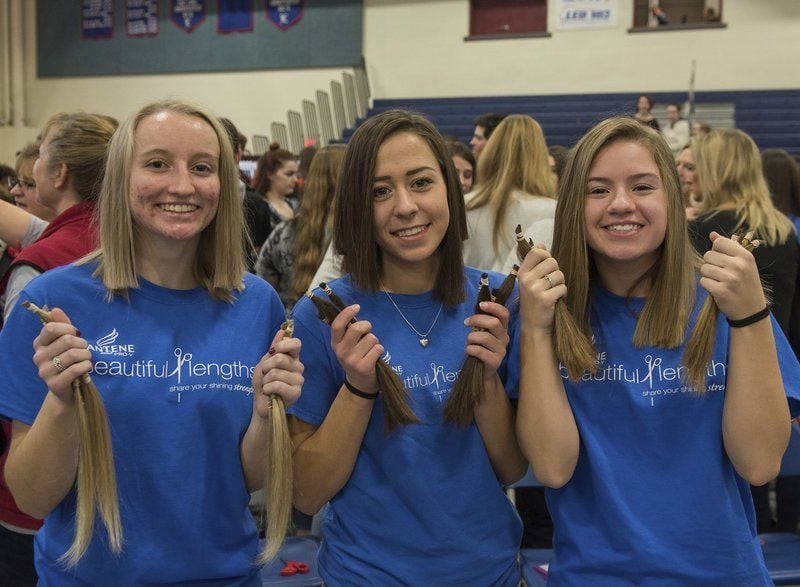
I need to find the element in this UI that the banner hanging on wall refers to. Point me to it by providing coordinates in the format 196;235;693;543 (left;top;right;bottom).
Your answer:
126;0;159;37
556;0;618;29
218;0;254;33
266;0;303;31
171;0;207;33
81;0;113;39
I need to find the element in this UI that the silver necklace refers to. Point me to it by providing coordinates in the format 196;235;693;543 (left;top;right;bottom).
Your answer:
381;288;443;348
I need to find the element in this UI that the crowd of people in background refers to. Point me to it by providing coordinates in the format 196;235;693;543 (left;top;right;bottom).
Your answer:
0;92;799;585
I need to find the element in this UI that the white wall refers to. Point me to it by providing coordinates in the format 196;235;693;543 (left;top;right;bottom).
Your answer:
2;0;799;164
363;0;800;99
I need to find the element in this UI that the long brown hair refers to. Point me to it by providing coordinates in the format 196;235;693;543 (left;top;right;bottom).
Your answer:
290;145;346;301
552;117;697;374
253;143;296;196
333;109;467;306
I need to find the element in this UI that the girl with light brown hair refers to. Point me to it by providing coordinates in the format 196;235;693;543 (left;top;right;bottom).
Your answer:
0;100;303;584
516;117;800;584
463;114;556;271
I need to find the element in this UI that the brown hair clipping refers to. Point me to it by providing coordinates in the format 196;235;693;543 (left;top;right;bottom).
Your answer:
443;269;518;427
307;285;419;431
683;228;762;391
513;225;596;381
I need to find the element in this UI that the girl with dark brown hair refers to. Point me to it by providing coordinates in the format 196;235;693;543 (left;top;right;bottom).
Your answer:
288;109;528;585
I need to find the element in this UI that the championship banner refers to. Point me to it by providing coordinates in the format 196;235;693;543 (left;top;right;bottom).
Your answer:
126;0;159;37
171;0;207;33
266;0;303;31
556;0;618;30
218;0;253;34
81;0;113;40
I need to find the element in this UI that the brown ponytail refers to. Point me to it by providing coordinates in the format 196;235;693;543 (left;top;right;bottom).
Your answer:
515;227;596;380
307;287;418;431
444;269;518;426
682;232;761;391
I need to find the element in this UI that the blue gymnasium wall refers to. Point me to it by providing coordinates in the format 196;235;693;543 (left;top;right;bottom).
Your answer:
363;90;800;157
36;0;362;77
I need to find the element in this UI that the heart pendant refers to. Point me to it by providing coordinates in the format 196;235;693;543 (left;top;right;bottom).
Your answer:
419;337;429;348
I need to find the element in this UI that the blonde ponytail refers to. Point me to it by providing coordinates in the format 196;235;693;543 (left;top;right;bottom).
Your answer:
257;320;295;563
23;302;122;567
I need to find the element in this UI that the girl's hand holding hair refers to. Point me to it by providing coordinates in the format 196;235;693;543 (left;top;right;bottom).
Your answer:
32;308;92;405
330;304;382;394
252;329;304;419
517;244;568;332
464;302;510;382
699;232;766;321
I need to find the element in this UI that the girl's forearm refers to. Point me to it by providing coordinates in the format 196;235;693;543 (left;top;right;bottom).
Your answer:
5;393;80;518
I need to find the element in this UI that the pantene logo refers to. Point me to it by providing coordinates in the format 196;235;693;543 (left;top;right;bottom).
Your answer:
88;328;135;357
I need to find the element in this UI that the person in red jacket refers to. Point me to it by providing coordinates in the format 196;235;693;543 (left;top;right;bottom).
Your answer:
0;111;117;586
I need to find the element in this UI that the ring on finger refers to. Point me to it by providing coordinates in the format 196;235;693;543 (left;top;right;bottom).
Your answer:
52;355;66;372
544;273;555;289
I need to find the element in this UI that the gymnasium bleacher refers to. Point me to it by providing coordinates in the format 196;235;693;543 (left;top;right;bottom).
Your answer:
341;89;800;156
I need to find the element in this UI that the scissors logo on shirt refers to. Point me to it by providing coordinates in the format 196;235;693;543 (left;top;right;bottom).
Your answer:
392;361;461;403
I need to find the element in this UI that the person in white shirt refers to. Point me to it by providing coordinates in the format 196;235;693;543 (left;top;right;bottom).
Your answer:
663;103;690;156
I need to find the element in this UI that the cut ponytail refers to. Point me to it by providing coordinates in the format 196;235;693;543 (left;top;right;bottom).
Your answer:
257;320;294;563
23;302;122;567
444;269;518;426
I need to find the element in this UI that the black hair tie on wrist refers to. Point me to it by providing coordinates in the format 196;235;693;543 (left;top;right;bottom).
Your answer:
726;305;771;328
344;378;379;400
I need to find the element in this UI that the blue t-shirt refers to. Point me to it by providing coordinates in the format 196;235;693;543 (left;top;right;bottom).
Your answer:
0;263;285;586
288;268;523;586
546;286;800;586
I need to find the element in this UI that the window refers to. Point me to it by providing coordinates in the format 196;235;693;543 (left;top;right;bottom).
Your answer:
466;0;549;41
631;0;724;32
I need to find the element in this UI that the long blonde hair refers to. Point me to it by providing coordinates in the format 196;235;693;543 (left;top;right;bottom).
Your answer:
291;145;345;300
467;115;556;258
85;100;246;301
694;129;794;246
78;101;292;562
552;117;698;376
